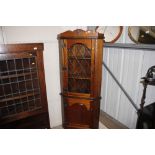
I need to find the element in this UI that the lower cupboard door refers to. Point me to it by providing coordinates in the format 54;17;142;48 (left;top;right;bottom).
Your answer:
64;98;91;127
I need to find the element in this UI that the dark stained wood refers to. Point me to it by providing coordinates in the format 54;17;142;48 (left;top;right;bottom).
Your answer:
58;29;104;129
0;43;50;129
35;47;49;111
0;108;47;126
0;112;49;129
63;98;91;128
67;39;92;49
0;43;43;53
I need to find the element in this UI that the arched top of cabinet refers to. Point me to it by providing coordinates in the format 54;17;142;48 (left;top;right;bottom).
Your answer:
57;29;104;39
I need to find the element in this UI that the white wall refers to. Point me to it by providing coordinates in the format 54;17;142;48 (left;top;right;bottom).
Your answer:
0;26;86;128
101;27;155;128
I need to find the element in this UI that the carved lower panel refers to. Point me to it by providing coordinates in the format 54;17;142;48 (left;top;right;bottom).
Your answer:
63;97;91;128
62;97;101;129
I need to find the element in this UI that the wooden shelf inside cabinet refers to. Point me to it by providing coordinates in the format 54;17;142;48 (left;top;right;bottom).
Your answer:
58;29;104;129
0;43;50;129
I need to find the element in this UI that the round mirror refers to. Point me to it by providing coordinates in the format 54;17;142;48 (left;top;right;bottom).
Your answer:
95;26;123;43
87;26;123;43
128;26;155;44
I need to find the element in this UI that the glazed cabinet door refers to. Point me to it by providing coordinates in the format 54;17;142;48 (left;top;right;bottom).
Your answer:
0;51;47;125
61;39;94;97
63;98;92;128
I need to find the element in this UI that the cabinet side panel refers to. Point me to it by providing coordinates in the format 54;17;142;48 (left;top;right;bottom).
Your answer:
97;39;104;96
37;50;48;109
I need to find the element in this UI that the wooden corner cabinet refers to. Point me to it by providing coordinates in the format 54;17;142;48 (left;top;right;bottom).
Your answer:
0;43;50;128
58;29;104;129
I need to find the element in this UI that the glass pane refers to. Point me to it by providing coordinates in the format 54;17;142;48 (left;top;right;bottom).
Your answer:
67;43;91;93
0;54;42;118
